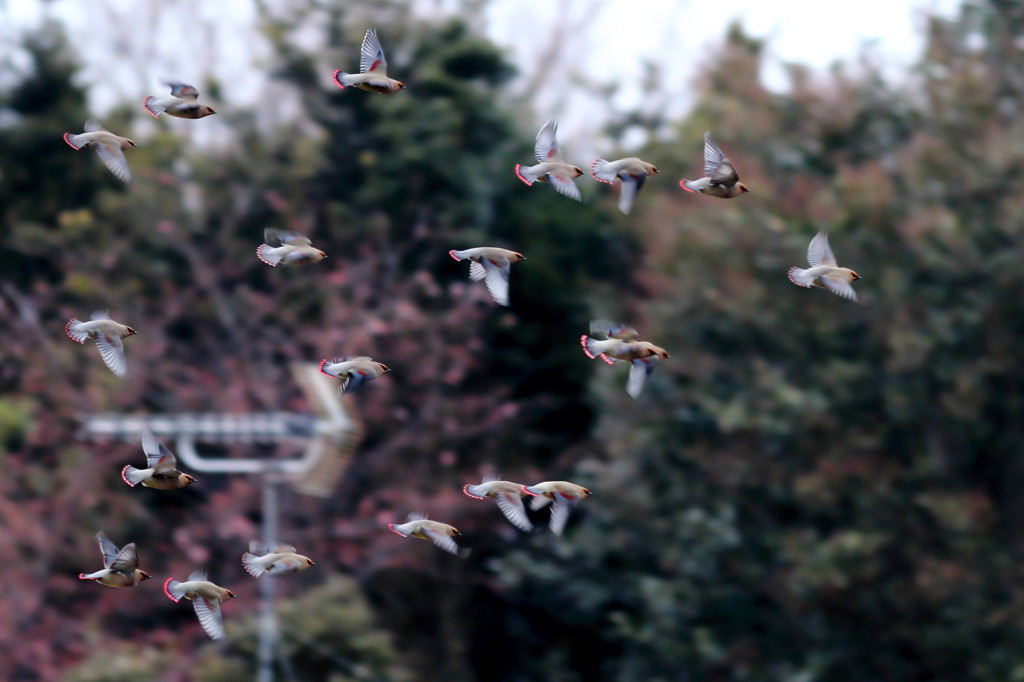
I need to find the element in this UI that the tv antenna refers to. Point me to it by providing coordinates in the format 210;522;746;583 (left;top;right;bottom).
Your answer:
79;362;362;682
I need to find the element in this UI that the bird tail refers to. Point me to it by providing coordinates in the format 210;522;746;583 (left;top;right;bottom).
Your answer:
241;552;265;578
78;571;101;580
462;483;486;500
256;244;284;266
121;465;146;487
63;133;85;151
580;336;616;365
514;164;538;186
143;96;165;117
65;319;88;344
318;358;339;378
590;158;615;184
788;267;815;288
679;178;702;193
387;523;408;537
332;70;351;90
163;578;185;602
448;249;469;262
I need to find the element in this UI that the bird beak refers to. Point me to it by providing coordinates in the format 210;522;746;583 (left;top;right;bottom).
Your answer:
141;572;152;580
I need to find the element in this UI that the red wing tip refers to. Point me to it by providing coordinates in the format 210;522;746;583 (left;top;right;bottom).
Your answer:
679;180;696;193
162;578;180;602
514;164;533;186
599;354;615;365
120;465;137;487
332;70;346;89
462;485;485;500
142;96;161;118
62;133;80;151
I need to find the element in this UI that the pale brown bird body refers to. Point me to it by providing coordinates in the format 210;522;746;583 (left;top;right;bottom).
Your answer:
463;477;533;531
521;481;592;535
591;157;659;214
581;321;669;398
78;532;150;588
388;514;463;555
63;122;135;183
333;29;405;93
242;541;315;577
122;429;196;489
788;232;861;302
164;571;235;640
65;311;138;377
319;356;390;393
449;247;525;306
144;82;215;119
515;119;584;201
680;131;750;198
257;228;326;266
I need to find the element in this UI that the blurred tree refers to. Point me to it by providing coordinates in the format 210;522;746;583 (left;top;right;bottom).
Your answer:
491;6;1024;682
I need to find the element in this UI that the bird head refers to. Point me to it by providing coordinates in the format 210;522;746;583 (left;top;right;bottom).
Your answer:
397;81;406;90
573;167;584;177
202;106;216;117
581;488;592;497
306;558;315;567
513;252;526;262
139;571;152;581
225;590;236;600
850;271;861;281
379;364;391;374
126;327;139;336
182;474;197;486
738;183;751;193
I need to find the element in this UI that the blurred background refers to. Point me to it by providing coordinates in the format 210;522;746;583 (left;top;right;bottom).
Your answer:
2;0;1023;680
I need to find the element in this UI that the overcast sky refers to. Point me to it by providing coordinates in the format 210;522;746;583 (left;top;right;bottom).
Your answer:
3;0;961;149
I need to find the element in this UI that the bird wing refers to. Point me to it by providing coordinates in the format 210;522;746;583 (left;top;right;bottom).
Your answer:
806;232;837;267
141;429;179;471
340;368;373;393
702;132;725;176
166;82;200;100
617;174;645;215
495;492;533;531
820;273;859;302
96;532;120;568
626;357;657;398
546;171;582;201
93;142;131;183
703;132;739;186
534;119;560;163
467;260;487;282
548;499;575;536
360;28;387;74
589;320;639;341
423;527;460;555
264;228;311;246
480;257;511;306
193;596;226;640
108;542;140;574
270;543;297;554
94;330;127;377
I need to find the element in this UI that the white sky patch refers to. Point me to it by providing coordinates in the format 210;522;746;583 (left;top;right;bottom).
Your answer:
3;0;960;153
